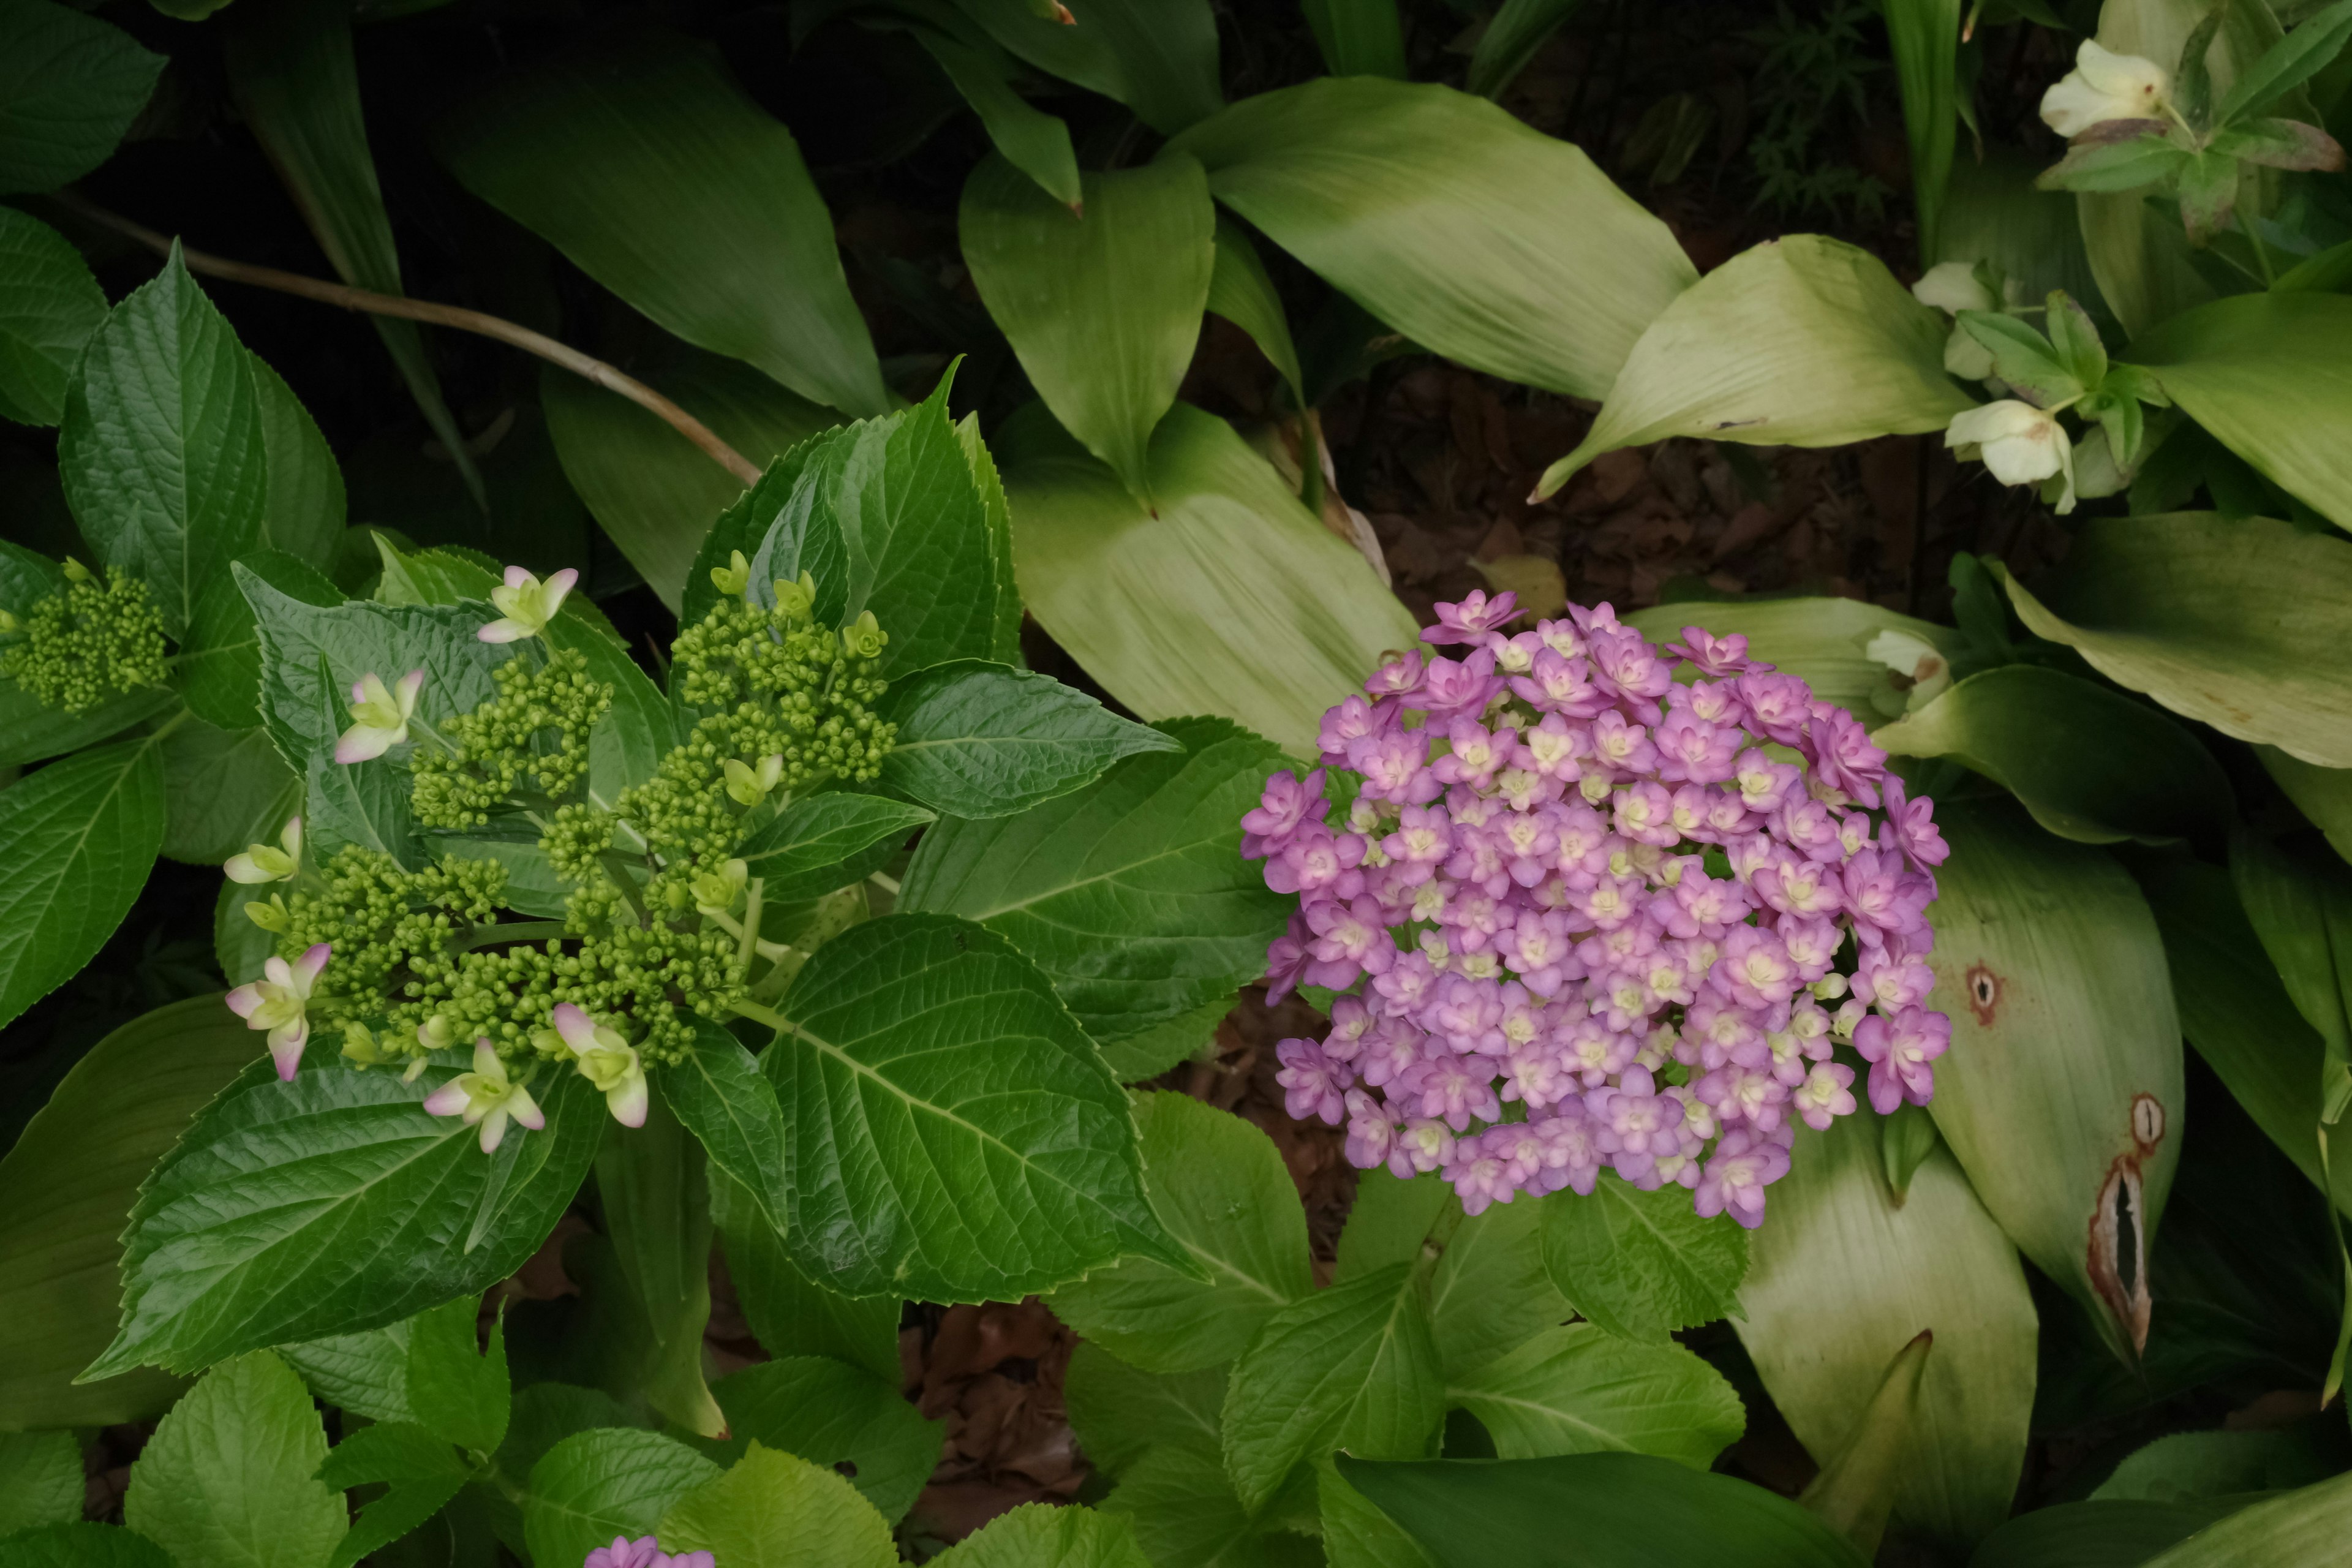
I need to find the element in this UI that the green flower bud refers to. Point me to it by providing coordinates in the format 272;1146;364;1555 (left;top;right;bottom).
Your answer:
710;549;753;600
840;610;887;662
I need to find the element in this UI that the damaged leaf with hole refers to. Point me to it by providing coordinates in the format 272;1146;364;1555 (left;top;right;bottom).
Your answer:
1921;799;2185;1364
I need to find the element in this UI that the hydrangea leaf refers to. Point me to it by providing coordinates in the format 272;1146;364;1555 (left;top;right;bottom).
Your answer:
709;1172;901;1382
1047;1091;1312;1374
0;207;107;426
247;355;347;570
1418;1193;1574;1380
1989;516;2352;769
0;1431;86;1533
596;1093;723;1438
404;1296;509;1453
737;793;933;904
179;548;344;733
1446;1323;1743;1471
707;1356;946;1524
524;1428;721;1568
664;1023;792;1242
1164;78;1694;401
1099;1443;1320;1568
0;1525;177;1568
0;0;164;194
159;713;302;866
876;660;1180;820
657;1443;897;1568
86;1060;603;1379
1220;1262;1446;1513
1537;1173;1749;1343
766;914;1184;1302
314;1422;470;1568
900;716;1289;1044
277;1319;415;1423
1062;1342;1230;1477
59;252;270;641
1318;1460;1438;1568
122;1351;347;1568
0;681;175;770
930;1502;1156;1568
0;731;166;1032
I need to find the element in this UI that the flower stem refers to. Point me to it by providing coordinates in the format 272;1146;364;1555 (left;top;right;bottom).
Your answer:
737;875;764;974
728;998;795;1036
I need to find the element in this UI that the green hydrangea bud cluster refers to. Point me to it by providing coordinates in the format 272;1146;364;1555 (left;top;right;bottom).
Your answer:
412;649;611;830
0;564;169;713
270;846;510;1047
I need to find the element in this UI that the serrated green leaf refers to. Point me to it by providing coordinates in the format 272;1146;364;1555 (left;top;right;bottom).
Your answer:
525;1428;721;1568
1221;1262;1445;1513
314;1422;470;1568
179;549;345;733
246;356;347;570
961;153;1213;503
1419;1193;1572;1379
1095;993;1230;1084
1538;1174;1748;1343
0;1431;85;1534
1062;1342;1228;1476
0;1525;176;1568
436;32;887;418
878;660;1180;819
0;207;107;426
665;1022;791;1241
944;0;1222;136
0;682;176;769
0;731;166;1031
767;913;1180;1302
1099;1444;1320;1568
933;1504;1155;1568
657;1442;897;1568
0;0;164;195
88;1061;602;1380
952;411;1025;668
123;1351;347;1568
1317;1458;1438;1568
60;253;270;640
900;716;1287;1044
709;1356;945;1524
738;793;932;904
278;1320;414;1423
1047;1091;1311;1374
1446;1323;1743;1469
1164;78;1695;401
404;1297;508;1453
598;1091;723;1438
159;714;302;866
710;1172;900;1381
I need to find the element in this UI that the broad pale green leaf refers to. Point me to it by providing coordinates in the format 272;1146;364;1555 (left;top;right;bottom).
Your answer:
1872;665;2233;846
1101;1441;1321;1568
931;1503;1155;1568
739;793;933;904
1993;516;2352;767
900;717;1287;1044
437;32;888;418
710;1172;902;1381
1339;1452;1869;1568
1623;598;1962;728
160;714;302;866
767;913;1182;1301
0;1526;176;1568
962;153;1214;502
541;354;836;612
0;997;249;1428
2141;1471;2352;1567
1447;1324;1743;1470
2125;292;2352;532
1165;78;1696;401
658;1443;897;1568
1222;1263;1445;1512
1207;217;1305;410
224;0;480;513
598;1093;723;1437
1047;1091;1311;1374
0;0;164;194
1969;1499;2253;1568
179;549;345;733
1935;149;2105;309
0;731;165;1030
911;28;1082;210
0;1431;85;1533
1466;0;1588;98
277;1320;413;1423
710;1356;946;1523
2262;747;2352;863
404;1297;509;1453
1538;1172;1748;1343
526;1428;722;1568
61;252;270;639
0;208;105;426
1924;798;2182;1363
88;1061;603;1379
1532;237;1973;498
314;1422;470;1568
946;0;1223;135
665;1022;792;1240
1885;0;1960;257
877;660;1180;819
123;1351;347;1568
1000;401;1420;758
1063;1342;1229;1474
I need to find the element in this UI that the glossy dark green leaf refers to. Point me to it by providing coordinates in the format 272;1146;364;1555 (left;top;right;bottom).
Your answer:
1466;0;1588;98
122;1351;347;1568
0;0;164;194
0;1431;83;1533
159;714;301;865
739;793;933;904
315;1422;472;1568
0;731;165;1031
278;1320;414;1423
1446;1324;1743;1469
1967;1498;2247;1568
767;913;1182;1302
88;1061;603;1379
0;1525;176;1568
1098;1444;1318;1568
0;207;106;426
962;153;1213;502
224;0;481;512
0;682;176;769
1165;78;1695;401
60;252;270;639
710;1172;901;1381
1872;665;2234;846
1338;1452;1871;1568
597;1092;723;1436
1061;1342;1228;1474
1046;1090;1311;1373
710;1355;946;1523
945;0;1222;135
437;32;888;418
404;1297;509;1453
911;28;1082;209
900;716;1285;1044
878;660;1180;819
1302;0;1406;76
179;548;344;733
665;1022;792;1239
524;1428;721;1568
2228;826;2352;1129
1539;1172;1748;1343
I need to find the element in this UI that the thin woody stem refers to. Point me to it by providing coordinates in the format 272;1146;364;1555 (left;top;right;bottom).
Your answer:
53;192;763;486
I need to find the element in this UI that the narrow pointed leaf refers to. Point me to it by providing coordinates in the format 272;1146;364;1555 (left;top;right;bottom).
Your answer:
1796;1331;1931;1558
944;0;1223;136
913;29;1081;209
1466;0;1590;98
1301;0;1406;78
1207;216;1305;410
246;358;346;568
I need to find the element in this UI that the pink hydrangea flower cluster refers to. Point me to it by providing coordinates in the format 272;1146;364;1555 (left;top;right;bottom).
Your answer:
1243;591;1952;1229
584;1538;712;1568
